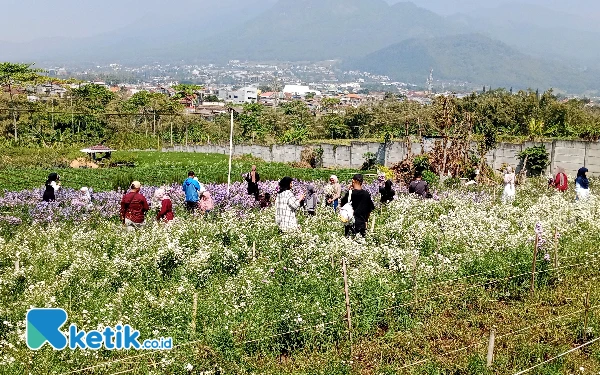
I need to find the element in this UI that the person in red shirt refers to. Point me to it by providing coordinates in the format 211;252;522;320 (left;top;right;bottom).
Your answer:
552;167;568;192
120;181;149;231
154;188;174;222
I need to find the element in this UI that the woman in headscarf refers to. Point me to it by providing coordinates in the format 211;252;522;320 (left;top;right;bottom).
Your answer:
501;166;516;203
244;165;260;200
576;167;590;201
379;180;395;204
42;173;61;202
303;184;318;216
155;188;174;222
275;177;304;232
325;175;342;211
76;186;93;210
552;167;568;192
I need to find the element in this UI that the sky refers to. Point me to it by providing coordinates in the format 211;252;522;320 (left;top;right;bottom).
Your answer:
2;0;599;43
0;0;268;42
390;0;600;18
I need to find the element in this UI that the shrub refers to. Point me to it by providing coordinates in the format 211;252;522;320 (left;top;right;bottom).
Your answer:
361;152;377;170
422;170;439;187
413;154;431;173
444;177;462;189
518;145;549;176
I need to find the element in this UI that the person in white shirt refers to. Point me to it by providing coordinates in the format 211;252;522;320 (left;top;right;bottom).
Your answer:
275;177;304;232
502;166;516;203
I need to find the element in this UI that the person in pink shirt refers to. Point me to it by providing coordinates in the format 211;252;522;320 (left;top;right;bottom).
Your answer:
199;190;214;214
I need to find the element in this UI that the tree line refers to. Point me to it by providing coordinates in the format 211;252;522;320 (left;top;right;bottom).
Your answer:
1;62;600;150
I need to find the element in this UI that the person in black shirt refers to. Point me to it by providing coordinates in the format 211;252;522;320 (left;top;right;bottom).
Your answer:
340;174;375;238
379;179;395;204
244;165;260;200
408;172;430;198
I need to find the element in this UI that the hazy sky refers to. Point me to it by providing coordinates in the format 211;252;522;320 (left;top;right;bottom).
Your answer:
2;0;599;42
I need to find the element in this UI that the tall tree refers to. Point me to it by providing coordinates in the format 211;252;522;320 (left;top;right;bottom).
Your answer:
0;62;43;140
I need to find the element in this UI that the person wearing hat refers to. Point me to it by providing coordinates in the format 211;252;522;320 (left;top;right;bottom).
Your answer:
182;171;203;214
120;181;149;231
340;174;375;238
42;173;61;202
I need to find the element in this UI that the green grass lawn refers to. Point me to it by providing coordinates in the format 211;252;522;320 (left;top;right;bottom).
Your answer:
0;148;368;192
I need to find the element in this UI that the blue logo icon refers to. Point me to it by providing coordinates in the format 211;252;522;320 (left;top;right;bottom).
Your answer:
26;308;172;351
26;308;68;350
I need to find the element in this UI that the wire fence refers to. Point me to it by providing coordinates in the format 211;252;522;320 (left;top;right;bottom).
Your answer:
56;248;600;375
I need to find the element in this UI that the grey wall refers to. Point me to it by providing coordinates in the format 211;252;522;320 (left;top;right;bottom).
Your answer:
164;140;600;176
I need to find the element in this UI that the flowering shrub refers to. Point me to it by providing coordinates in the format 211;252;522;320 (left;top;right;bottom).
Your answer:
0;179;598;373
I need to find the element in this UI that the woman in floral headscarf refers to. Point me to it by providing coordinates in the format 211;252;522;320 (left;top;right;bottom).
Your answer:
155;188;174;222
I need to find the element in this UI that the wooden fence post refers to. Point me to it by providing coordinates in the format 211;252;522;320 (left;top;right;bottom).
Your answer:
14;259;19;273
553;228;559;270
412;253;419;297
486;326;496;367
370;215;376;233
530;232;539;297
252;241;256;261
190;292;198;338
342;258;353;354
170;117;173;147
583;291;590;341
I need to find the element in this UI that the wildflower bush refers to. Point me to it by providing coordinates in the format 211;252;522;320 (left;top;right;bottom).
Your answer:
1;177;600;374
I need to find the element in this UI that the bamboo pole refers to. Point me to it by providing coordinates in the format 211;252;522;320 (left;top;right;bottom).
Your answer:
342;258;353;353
530;232;539;297
190;292;198;338
583;291;590;341
486;326;496;367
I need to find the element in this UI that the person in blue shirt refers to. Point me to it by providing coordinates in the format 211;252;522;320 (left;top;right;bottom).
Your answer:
182;171;202;213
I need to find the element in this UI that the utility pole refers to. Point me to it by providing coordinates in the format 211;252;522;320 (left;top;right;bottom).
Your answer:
426;68;433;95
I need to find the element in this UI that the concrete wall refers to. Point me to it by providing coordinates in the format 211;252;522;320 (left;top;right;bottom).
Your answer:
163;140;600;176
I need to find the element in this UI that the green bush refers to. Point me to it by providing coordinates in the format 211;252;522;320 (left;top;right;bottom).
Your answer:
422;170;439;186
444;177;462;189
361;152;377;170
413;154;431;173
518;145;549;176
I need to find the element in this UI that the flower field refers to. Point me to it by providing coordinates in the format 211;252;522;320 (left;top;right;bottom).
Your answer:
1;175;600;374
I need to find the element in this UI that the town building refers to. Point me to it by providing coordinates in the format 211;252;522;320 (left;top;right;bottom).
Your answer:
218;86;258;104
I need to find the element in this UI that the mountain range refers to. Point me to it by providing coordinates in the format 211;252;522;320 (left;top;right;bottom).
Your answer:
1;0;598;93
349;33;598;92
